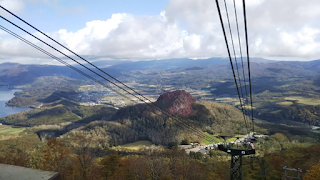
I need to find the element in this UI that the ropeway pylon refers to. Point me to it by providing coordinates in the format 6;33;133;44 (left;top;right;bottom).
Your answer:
217;135;256;180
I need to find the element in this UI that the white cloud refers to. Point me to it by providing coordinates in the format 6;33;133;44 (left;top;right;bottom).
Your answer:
0;0;24;17
51;13;125;52
2;0;320;64
246;0;320;59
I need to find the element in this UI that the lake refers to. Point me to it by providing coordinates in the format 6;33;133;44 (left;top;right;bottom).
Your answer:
0;87;31;118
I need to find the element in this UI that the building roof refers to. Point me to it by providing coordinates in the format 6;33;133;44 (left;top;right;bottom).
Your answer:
0;163;60;180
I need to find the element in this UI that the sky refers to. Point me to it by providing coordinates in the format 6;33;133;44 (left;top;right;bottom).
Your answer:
1;0;320;65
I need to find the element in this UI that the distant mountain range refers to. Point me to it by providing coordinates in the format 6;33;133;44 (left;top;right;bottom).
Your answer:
96;57;274;71
1;58;320;86
0;62;84;85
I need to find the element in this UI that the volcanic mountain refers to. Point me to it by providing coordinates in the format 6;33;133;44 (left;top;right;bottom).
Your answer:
156;90;196;117
32;90;249;146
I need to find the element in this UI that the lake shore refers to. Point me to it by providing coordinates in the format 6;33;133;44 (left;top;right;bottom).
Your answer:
0;88;31;118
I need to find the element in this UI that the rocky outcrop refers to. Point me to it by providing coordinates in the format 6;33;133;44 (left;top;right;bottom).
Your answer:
156;90;195;117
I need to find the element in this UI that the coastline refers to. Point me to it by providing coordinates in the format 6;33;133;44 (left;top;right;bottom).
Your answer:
0;88;32;118
3;88;39;109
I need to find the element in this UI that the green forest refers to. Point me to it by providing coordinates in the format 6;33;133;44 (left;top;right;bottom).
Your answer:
0;131;320;180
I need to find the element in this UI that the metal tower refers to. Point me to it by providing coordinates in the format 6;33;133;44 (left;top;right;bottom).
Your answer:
217;138;255;180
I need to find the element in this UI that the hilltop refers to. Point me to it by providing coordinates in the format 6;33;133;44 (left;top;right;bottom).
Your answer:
61;90;254;146
156;90;196;117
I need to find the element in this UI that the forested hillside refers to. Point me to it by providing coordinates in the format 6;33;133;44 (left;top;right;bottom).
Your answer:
0;90;256;147
0;97;116;126
5;76;84;108
0;132;320;179
61;94;259;146
256;103;320;125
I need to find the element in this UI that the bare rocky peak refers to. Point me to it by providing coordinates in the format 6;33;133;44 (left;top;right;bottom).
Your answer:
156;90;195;117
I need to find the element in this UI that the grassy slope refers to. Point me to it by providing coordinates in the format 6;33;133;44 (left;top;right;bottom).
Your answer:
119;140;153;150
277;101;293;106
201;133;222;145
0;125;27;140
284;96;320;105
0;125;11;131
201;133;246;145
0;127;25;134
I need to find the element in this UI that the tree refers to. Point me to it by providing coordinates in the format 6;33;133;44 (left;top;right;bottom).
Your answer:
145;156;171;180
304;161;320;180
42;138;70;172
100;154;123;179
271;133;288;150
67;133;101;180
127;156;149;180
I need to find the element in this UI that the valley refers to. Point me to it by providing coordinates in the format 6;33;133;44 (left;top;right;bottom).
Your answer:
1;59;320;179
2;59;320;135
